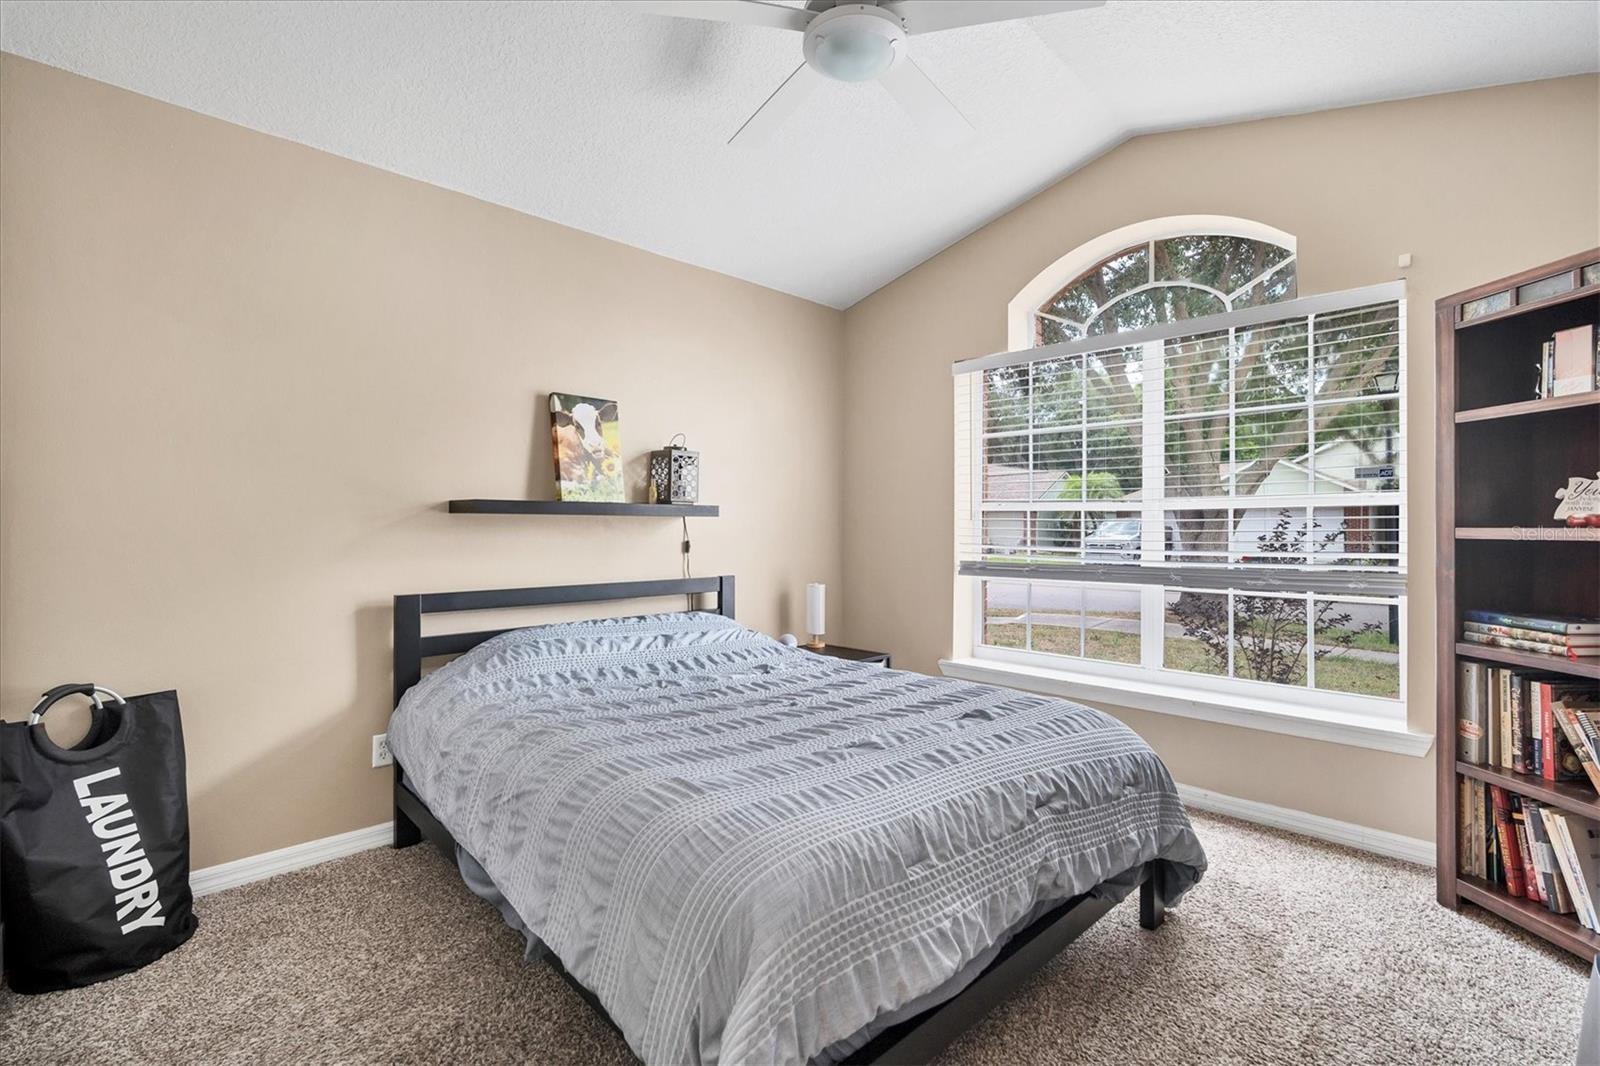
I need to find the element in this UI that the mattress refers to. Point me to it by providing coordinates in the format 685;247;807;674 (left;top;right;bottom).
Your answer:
389;612;1206;1066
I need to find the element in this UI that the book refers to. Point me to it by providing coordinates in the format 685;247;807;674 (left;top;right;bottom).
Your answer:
1470;778;1487;879
1552;811;1600;930
1462;610;1600;636
1484;666;1502;768
1511;798;1542;902
1568;696;1600;747
1516;675;1529;768
1523;801;1574;913
1463;621;1600;648
1486;783;1503;886
1521;796;1546;899
1498;669;1513;771
1555;702;1600;792
1566;814;1600;928
1461;630;1600;659
1509;672;1527;774
1458;660;1487;764
1489;786;1527;897
1538;339;1555;398
1544;809;1595;929
1530;676;1544;776
1536;680;1587;783
1539;679;1552;779
1552;324;1597;398
1565;696;1600;775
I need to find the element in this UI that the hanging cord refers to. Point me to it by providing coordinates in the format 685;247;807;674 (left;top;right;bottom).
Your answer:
682;515;693;609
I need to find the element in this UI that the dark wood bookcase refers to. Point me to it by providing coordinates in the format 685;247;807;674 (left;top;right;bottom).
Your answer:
1436;247;1600;959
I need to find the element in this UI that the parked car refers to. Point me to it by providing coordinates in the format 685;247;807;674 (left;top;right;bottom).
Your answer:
1083;517;1183;561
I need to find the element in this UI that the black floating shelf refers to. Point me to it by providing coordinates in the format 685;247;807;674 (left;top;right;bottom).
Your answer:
448;499;719;517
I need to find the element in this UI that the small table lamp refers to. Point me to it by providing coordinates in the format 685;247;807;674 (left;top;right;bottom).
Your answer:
806;583;826;649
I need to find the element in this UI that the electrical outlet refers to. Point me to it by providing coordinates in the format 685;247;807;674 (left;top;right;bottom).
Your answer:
371;732;392;768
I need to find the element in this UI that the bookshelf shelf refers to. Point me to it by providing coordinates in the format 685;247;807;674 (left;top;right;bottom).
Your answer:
1438;248;1600;961
1455;527;1600;542
1454;642;1600;680
1455;761;1600;820
1456;876;1600;958
1455;391;1600;423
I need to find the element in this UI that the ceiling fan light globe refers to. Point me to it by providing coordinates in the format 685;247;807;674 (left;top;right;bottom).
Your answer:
801;6;907;84
812;28;897;82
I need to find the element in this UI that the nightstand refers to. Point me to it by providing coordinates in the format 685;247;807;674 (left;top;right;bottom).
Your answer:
801;644;890;668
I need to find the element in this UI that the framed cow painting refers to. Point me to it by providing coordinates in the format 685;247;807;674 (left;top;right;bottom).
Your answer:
550;392;623;502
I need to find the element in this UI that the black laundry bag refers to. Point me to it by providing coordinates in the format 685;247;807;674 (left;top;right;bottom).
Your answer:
1;685;199;993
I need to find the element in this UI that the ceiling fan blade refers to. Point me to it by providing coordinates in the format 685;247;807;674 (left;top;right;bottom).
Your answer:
729;62;824;146
881;0;1103;35
877;56;973;145
625;1;817;32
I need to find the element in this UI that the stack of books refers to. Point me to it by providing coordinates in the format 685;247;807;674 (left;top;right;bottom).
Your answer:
1456;662;1597;781
1458;779;1600;928
1458;656;1600;917
1534;323;1598;398
1461;610;1600;661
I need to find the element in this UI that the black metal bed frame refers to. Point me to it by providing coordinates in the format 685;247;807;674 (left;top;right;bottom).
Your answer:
391;575;1165;1066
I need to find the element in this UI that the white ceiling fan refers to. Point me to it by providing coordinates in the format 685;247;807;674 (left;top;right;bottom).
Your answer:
628;1;1105;146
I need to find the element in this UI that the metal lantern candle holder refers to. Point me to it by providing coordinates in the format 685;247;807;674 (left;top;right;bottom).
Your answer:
649;434;700;505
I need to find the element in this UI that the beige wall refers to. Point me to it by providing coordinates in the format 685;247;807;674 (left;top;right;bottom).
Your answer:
839;75;1600;843
0;56;847;867
5;54;1597;867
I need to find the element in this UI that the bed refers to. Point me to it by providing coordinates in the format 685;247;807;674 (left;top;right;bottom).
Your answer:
388;576;1206;1066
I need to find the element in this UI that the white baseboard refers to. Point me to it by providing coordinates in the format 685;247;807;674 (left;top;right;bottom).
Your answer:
1178;783;1434;867
190;821;394;898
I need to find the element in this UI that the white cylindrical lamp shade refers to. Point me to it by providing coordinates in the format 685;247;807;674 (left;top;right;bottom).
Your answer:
806;583;826;640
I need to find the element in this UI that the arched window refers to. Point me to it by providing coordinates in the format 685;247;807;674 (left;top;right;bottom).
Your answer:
1034;233;1297;344
1006;216;1300;350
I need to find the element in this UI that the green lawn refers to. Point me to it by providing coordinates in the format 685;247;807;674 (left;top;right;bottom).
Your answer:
984;613;1400;698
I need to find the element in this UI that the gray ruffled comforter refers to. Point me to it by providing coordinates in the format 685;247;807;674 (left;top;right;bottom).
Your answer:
389;612;1205;1066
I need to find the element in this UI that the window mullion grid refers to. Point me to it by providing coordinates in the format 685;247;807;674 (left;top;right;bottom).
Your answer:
1226;254;1296;304
1079;354;1090;660
1301;310;1317;692
1025;582;1034;654
1227;325;1237;505
1079;353;1088;501
1305;592;1316;692
970;372;983;549
1397;595;1409;709
1027;361;1036;563
1139;339;1166;671
1078;585;1087;658
1305;310;1317;492
1226;589;1235;679
1394;298;1408;708
1396;296;1409;579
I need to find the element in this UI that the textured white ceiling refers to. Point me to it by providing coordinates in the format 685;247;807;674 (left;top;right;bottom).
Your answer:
2;1;1596;308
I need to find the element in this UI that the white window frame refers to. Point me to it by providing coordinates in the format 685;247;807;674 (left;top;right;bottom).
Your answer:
948;218;1429;756
1007;215;1299;351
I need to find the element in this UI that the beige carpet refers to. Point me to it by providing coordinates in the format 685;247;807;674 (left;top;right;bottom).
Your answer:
0;811;1588;1065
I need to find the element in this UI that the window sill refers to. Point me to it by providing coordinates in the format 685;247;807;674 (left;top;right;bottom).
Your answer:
938;656;1434;757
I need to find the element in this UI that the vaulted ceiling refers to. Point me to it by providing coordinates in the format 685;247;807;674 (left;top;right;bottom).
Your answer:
3;1;1595;308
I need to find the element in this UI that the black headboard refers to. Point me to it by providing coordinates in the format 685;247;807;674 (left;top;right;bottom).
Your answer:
392;576;735;707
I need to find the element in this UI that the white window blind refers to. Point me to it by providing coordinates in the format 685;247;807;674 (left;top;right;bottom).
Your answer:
954;281;1406;705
